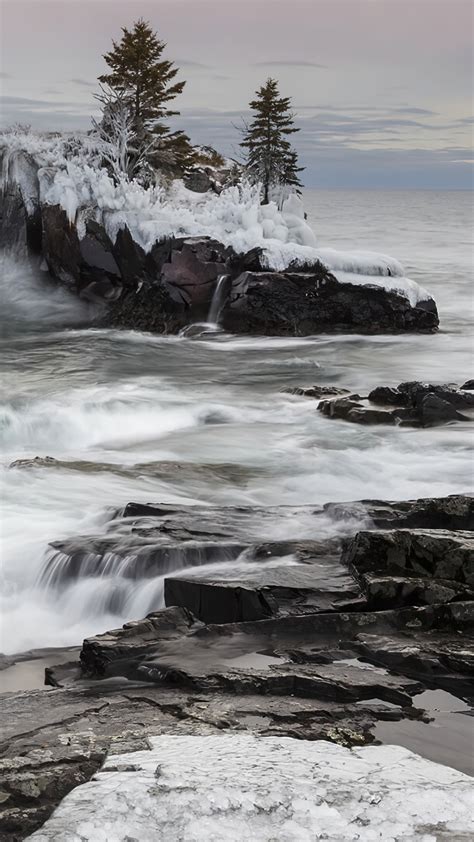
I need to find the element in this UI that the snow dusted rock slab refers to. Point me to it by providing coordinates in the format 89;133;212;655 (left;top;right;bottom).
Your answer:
28;735;474;841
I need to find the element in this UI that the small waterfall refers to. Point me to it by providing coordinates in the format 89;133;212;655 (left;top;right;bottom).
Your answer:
207;274;228;326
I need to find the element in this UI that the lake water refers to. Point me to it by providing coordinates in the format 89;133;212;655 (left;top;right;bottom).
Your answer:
0;189;472;654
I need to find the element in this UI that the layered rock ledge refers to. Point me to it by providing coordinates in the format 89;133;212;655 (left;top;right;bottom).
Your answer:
1;494;473;838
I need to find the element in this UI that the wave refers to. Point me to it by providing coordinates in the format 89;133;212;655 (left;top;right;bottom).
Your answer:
0;251;95;332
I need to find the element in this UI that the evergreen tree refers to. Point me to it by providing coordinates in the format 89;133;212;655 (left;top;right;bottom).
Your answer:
98;19;193;177
240;78;303;203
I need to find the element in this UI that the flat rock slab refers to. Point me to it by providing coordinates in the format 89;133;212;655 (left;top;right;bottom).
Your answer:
42;495;474;589
27;735;474;841
164;559;360;624
353;631;474;689
0;677;419;840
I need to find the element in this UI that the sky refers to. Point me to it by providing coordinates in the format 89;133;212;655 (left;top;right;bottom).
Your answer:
1;0;473;188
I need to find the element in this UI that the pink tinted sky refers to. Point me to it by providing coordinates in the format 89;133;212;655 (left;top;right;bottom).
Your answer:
1;0;473;187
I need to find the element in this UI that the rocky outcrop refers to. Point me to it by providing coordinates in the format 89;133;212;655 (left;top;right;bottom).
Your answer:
316;380;474;427
342;528;474;610
224;270;438;334
1;493;473;838
0;146;440;335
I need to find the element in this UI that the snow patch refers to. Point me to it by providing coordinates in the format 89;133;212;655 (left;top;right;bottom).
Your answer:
332;271;432;308
29;735;473;841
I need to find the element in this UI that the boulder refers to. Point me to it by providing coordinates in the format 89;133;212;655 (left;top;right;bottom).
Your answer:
319;380;473;427
343;529;474;585
367;386;405;405
418;393;470;426
398;381;474;409
223;269;439;335
461;379;474;390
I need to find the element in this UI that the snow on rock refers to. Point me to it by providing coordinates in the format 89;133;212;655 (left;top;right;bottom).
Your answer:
0;130;433;308
28;735;473;841
331;271;432;309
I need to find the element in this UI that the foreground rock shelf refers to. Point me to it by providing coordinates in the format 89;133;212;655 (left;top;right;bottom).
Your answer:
0;493;473;839
27;736;474;841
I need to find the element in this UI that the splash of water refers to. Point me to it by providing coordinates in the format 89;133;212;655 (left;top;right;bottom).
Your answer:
0;251;95;332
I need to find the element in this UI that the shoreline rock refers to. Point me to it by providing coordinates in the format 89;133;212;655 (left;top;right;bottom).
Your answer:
313;380;474;427
0;147;440;336
1;493;473;838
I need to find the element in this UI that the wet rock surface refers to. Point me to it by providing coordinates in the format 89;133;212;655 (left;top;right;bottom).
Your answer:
315;379;474;427
224;269;438;335
1;493;473;838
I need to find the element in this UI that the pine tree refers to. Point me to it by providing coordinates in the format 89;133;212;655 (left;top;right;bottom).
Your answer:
240;78;303;203
98;19;193;177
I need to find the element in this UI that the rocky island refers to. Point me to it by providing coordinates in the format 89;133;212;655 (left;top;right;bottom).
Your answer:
1;133;439;337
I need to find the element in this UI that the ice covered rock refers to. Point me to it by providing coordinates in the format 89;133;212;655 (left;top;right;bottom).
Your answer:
28;735;474;841
0;130;439;334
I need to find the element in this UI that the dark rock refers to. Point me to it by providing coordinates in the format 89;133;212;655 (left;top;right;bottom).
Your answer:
41;206;123;301
418;393;470;426
41;205;82;288
161;238;231;320
183;169;214;193
282;385;350;399
319;381;473;428
230;246;265;273
318;396;399;425
359;574;473;610
324;494;474;532
223;269;439;335
461;380;474;391
398;380;474;409
367;386;404;405
104;236;232;331
164;559;361;624
80;606;201;679
0;747;103;839
343;529;474;585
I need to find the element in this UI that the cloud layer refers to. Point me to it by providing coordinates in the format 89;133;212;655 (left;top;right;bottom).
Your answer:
1;0;472;188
